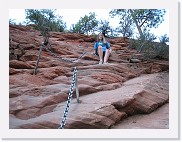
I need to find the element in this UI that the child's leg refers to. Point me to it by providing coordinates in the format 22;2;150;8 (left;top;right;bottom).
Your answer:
103;49;110;63
98;46;103;61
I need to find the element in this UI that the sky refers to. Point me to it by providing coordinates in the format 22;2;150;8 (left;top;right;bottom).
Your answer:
9;9;169;40
9;9;120;29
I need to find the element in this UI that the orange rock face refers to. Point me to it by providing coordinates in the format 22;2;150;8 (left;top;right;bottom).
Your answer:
9;25;169;129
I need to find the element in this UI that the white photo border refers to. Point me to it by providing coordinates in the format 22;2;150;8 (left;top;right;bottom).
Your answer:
0;0;179;140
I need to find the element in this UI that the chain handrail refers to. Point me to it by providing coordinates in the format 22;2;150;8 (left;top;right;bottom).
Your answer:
58;67;78;129
33;26;88;74
45;45;87;63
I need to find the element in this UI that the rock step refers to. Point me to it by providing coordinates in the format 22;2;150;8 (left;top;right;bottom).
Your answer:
10;72;169;129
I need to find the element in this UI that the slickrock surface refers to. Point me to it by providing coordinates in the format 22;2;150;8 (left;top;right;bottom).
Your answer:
9;25;169;129
112;103;169;129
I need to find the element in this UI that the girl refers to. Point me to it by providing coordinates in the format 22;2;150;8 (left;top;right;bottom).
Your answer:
94;33;112;64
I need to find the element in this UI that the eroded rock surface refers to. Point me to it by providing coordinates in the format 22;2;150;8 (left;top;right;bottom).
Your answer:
9;25;169;129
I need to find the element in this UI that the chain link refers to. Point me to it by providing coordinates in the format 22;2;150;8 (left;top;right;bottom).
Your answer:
45;46;74;63
58;67;77;129
45;44;87;63
37;17;87;63
35;27;81;128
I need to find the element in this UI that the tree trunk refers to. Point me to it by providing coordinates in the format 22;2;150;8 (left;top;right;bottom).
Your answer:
129;9;145;52
129;9;144;40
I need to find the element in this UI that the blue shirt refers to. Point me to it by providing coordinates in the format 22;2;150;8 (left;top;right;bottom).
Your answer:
94;41;110;52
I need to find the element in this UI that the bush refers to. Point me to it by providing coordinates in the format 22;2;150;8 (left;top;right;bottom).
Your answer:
129;38;169;60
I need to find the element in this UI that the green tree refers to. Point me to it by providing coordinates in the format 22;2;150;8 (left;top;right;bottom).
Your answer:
25;9;66;33
110;9;167;55
71;12;98;35
98;20;112;37
110;9;166;40
159;34;169;44
156;34;169;59
110;9;134;38
9;19;16;25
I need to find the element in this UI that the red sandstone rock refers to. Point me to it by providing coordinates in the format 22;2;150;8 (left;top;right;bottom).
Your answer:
9;24;169;129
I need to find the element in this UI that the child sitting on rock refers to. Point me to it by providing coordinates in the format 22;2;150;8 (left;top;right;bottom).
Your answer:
93;33;112;64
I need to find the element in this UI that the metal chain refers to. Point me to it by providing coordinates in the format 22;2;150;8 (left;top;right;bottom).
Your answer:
45;46;73;63
45;44;87;63
38;17;87;63
58;67;77;129
34;18;88;75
